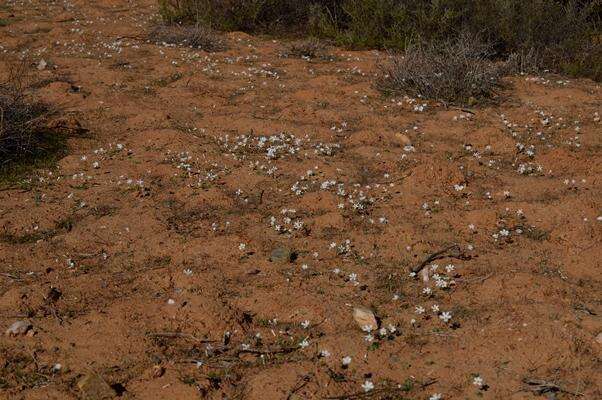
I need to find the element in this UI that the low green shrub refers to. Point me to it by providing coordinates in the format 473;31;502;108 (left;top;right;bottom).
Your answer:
157;0;602;80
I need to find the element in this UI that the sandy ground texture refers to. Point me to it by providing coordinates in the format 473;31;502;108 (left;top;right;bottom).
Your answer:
1;0;601;399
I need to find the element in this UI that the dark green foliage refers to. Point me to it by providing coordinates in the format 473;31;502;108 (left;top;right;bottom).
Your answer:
158;0;601;80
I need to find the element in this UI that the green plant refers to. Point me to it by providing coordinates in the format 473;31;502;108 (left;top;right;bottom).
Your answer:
156;0;602;80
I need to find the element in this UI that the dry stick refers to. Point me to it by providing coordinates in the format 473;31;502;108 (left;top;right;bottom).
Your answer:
147;332;218;343
410;244;471;273
324;387;405;400
325;378;438;400
235;346;299;356
523;378;583;397
286;374;312;400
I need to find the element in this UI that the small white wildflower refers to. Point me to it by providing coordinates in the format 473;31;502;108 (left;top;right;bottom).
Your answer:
301;320;310;329
361;380;374;392
342;356;352;366
435;279;448;288
473;376;484;388
415;306;425;314
439;311;452;323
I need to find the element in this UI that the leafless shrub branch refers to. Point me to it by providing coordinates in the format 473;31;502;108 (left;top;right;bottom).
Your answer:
149;24;227;51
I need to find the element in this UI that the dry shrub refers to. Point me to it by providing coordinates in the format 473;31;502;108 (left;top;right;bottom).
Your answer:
149;24;227;51
504;49;542;75
0;63;60;168
377;35;504;105
285;37;327;59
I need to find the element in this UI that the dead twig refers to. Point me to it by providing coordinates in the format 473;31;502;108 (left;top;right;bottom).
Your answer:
410;244;471;273
286;374;313;399
147;332;218;343
0;272;22;281
523;378;583;397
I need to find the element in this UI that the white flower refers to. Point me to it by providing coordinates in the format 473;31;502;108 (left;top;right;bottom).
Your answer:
429;394;443;400
183;268;193;276
364;333;374;342
439;311;452;323
435;279;448;288
422;287;432;295
473;376;484;388
238;243;246;251
342;356;352;366
415;306;425;314
301;320;310;329
431;304;440;313
299;338;310;348
301;264;309;270
319;349;330;357
445;264;455;273
361;380;374;392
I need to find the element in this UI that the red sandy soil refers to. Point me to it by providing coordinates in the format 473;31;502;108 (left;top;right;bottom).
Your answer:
1;1;601;399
